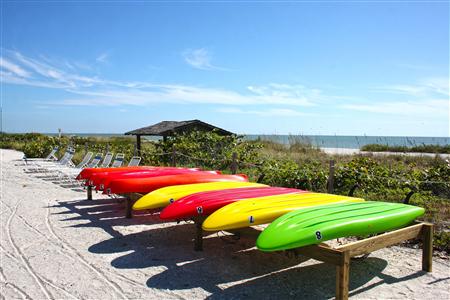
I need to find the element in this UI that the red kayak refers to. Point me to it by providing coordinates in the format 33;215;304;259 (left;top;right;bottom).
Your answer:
77;166;167;180
98;170;220;191
87;168;205;189
160;187;307;220
106;173;249;195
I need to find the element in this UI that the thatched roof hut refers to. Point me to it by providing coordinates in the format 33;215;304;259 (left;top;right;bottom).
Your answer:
125;119;234;153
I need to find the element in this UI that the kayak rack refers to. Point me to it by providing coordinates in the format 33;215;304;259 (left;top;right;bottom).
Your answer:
96;191;433;300
199;221;433;300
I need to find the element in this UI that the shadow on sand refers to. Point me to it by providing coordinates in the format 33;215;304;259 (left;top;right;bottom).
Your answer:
52;197;427;299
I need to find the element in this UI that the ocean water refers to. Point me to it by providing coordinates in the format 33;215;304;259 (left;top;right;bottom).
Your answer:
48;133;450;149
244;135;450;149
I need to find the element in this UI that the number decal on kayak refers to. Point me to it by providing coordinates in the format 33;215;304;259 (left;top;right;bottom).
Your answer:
315;231;322;240
169;198;174;203
196;206;203;214
249;216;255;224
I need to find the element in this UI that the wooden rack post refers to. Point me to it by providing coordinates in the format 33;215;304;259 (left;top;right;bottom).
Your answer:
87;185;92;200
123;193;143;219
193;216;206;251
196;222;433;300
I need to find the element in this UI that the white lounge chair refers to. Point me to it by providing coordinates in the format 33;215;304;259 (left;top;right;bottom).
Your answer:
15;146;59;166
127;156;141;166
25;147;75;173
111;153;125;167
100;152;114;168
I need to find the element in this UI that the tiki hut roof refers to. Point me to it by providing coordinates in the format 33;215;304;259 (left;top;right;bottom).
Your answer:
124;119;234;136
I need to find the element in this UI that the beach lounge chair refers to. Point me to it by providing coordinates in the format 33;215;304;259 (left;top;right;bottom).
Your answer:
36;151;92;180
51;153;103;186
127;156;141;166
111;153;125;167
76;152;94;169
25;147;75;173
100;152;113;168
15;146;59;166
86;153;103;168
58;152;102;175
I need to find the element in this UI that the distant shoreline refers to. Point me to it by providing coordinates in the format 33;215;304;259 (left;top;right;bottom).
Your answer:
321;147;450;158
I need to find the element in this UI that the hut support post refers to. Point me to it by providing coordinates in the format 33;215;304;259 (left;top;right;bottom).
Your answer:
136;135;141;155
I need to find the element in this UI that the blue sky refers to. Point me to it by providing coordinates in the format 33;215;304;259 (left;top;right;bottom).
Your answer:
1;1;449;136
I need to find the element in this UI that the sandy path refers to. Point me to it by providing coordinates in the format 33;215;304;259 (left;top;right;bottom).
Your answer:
1;149;449;299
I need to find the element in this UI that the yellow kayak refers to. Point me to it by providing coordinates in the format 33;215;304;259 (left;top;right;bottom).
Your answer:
202;193;364;231
133;181;267;210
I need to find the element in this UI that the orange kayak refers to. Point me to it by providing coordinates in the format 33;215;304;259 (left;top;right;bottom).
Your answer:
87;168;206;189
106;173;249;195
98;170;219;191
77;166;155;180
76;166;193;181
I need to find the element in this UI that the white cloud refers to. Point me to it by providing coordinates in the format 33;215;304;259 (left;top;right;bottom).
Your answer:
341;99;449;116
56;83;317;107
3;49;448;125
376;77;450;97
182;48;226;71
96;52;109;63
217;107;312;117
0;57;30;77
1;50;323;107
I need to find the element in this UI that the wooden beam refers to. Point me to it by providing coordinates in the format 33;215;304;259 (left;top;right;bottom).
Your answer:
294;245;344;266
335;223;424;257
129;193;144;201
227;227;261;239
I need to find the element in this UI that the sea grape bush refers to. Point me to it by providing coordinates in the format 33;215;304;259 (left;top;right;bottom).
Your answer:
258;158;327;191
154;130;263;170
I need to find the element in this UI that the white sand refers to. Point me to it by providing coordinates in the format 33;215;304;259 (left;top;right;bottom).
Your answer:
321;147;450;158
1;149;449;299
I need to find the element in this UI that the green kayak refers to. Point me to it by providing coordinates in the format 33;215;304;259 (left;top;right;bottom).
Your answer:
256;201;425;252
